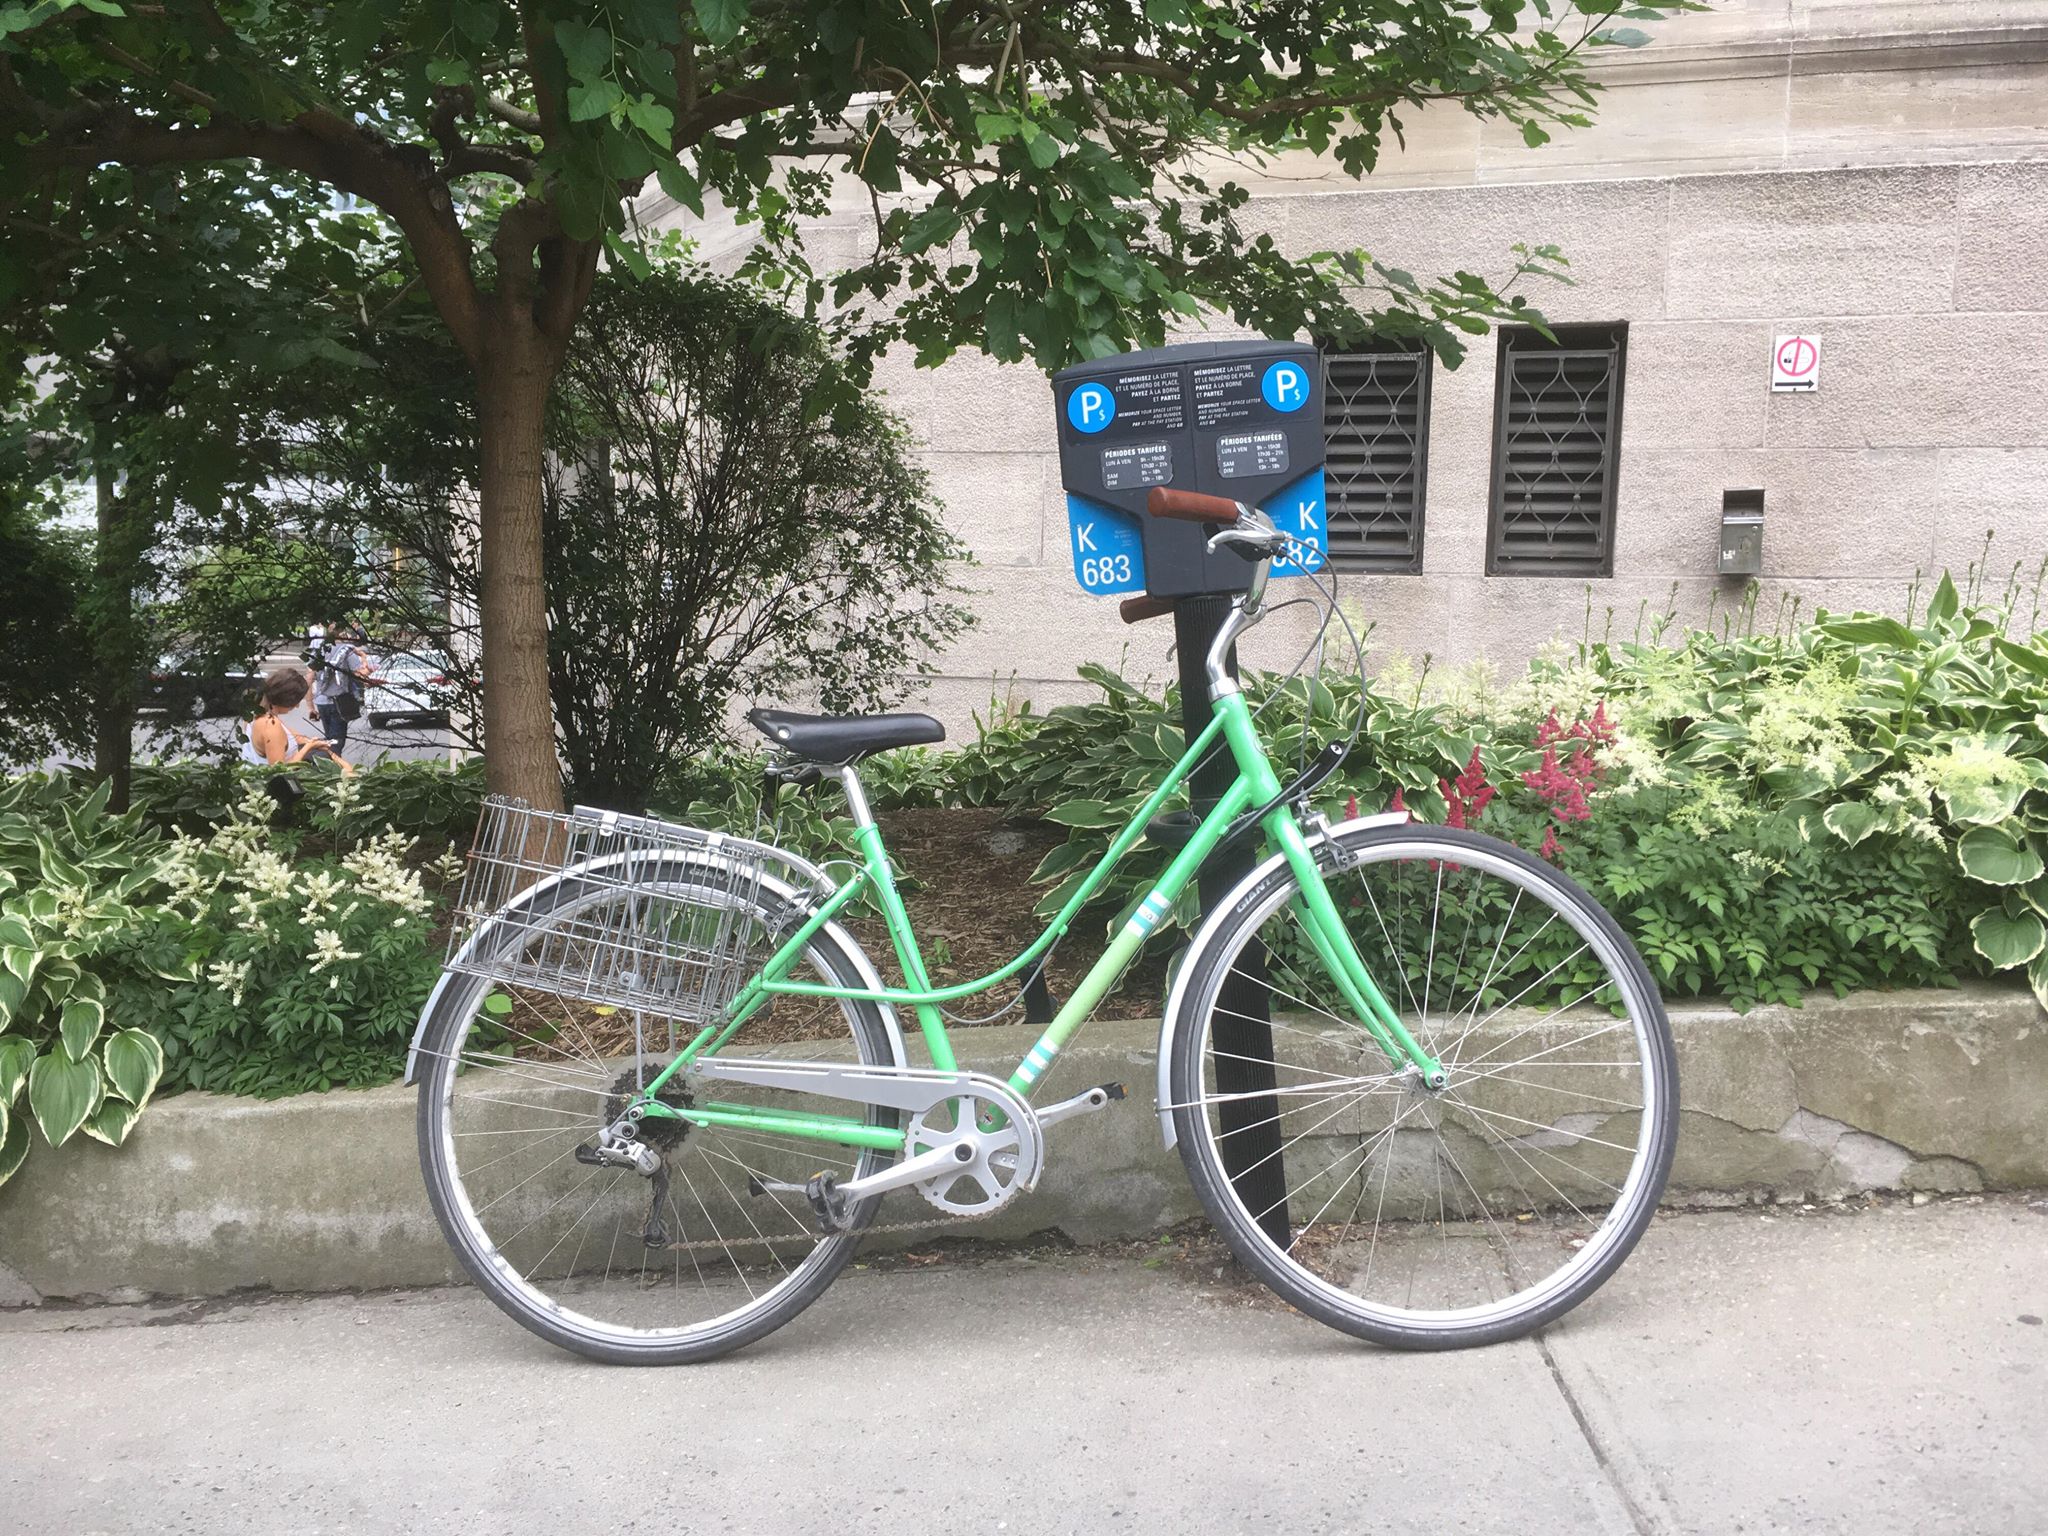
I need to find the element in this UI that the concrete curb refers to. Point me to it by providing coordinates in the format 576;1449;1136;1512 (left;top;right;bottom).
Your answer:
1;985;2042;1303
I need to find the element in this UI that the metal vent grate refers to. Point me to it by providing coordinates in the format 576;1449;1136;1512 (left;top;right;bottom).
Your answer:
1488;326;1626;577
1321;343;1429;573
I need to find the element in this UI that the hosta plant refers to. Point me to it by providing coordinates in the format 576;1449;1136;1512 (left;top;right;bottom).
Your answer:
0;775;172;1188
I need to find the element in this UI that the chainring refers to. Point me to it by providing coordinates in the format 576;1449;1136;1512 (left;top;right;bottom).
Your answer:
903;1088;1031;1217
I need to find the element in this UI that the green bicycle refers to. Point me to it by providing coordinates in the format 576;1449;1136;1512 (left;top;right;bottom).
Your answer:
409;489;1678;1364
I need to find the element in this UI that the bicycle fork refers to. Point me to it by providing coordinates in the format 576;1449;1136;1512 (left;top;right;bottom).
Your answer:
1273;812;1447;1089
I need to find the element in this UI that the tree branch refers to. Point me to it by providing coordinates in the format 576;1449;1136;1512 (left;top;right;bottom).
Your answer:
20;110;489;365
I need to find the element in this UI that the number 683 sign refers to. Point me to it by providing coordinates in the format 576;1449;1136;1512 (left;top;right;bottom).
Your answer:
1065;469;1329;596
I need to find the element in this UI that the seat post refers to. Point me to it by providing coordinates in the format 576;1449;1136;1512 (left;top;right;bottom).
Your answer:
824;763;876;832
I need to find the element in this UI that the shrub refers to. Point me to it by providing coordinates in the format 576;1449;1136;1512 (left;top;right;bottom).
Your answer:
133;782;449;1096
0;775;171;1187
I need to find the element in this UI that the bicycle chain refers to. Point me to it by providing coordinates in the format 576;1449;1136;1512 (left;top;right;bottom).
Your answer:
652;1190;1006;1255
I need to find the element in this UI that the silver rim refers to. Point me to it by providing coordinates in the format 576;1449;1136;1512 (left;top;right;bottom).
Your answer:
423;879;885;1352
1181;833;1667;1333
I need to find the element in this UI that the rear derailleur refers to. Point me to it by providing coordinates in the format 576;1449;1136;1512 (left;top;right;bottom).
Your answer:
572;1064;691;1249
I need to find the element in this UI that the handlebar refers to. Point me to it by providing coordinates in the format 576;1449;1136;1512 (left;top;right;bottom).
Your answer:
1119;595;1176;626
1146;487;1246;524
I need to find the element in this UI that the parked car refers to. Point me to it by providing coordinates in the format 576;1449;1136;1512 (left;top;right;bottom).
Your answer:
366;648;456;730
139;653;261;720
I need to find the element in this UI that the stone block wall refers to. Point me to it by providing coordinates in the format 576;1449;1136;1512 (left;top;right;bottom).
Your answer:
642;3;2048;727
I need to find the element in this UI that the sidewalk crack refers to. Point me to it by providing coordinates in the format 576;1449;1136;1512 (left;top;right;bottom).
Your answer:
1537;1333;1664;1536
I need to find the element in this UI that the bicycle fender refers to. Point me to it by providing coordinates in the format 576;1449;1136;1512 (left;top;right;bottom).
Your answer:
403;854;909;1086
1155;811;1410;1147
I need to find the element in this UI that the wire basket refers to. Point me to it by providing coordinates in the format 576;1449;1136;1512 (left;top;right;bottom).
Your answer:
443;798;797;1024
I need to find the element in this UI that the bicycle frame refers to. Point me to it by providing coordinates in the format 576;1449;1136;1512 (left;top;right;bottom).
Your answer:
628;687;1444;1154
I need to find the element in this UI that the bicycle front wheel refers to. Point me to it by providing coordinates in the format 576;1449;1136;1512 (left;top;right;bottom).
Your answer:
1168;822;1676;1349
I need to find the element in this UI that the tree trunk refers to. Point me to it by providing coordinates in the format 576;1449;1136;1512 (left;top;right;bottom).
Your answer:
90;443;136;812
474;332;566;812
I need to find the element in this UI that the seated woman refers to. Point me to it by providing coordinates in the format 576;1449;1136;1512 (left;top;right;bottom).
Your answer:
242;668;354;775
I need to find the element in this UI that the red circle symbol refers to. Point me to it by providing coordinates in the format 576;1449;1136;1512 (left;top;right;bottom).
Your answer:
1776;337;1816;378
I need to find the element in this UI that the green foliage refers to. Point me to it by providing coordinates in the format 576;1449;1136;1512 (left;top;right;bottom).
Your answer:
129;757;488;849
1579;570;2048;1008
0;762;466;1184
0;773;173;1188
0;489;91;764
133;783;447;1097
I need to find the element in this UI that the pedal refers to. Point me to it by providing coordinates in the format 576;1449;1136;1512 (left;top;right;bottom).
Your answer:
1037;1081;1128;1128
804;1172;850;1234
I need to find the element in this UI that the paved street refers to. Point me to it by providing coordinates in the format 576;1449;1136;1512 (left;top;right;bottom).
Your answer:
30;715;455;777
2;1199;2043;1535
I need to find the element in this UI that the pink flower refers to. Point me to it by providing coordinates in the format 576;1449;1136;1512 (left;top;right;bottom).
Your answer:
1540;826;1561;859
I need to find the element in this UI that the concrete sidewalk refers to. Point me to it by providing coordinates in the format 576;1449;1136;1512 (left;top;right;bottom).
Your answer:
2;1198;2043;1535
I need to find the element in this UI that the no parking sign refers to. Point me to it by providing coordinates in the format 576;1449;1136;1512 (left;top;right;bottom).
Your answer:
1771;335;1820;392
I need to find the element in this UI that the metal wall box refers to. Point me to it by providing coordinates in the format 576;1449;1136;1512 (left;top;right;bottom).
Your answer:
1719;488;1765;575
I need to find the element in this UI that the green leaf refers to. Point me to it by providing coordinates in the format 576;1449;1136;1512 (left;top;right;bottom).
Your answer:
1821;616;1917;648
0;914;31;948
554;19;611;79
0;1036;33;1103
81;1096;141;1148
693;0;749;46
454;0;500;43
1957;825;2044;887
1971;906;2046;970
1042;799;1118;829
1026;132;1061;170
27;1050;101;1149
2030;950;2048;1013
482;992;514;1016
567;79;625;122
1926;572;1960;626
1821;802;1880;848
59;996;103;1062
1992;636;2048;679
1940;779;2024;827
1;943;37;988
0;1104;26;1188
102;1029;164;1108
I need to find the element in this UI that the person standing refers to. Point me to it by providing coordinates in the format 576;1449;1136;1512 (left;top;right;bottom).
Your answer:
311;618;378;757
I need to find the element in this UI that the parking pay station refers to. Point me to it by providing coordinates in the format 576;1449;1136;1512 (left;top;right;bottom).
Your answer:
1051;338;1326;1246
1055;339;1329;599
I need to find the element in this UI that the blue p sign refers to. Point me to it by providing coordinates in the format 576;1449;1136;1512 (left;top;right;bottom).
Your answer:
1261;361;1309;412
1067;383;1116;433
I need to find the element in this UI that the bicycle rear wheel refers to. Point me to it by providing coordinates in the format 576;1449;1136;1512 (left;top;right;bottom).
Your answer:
417;860;897;1364
1167;822;1677;1349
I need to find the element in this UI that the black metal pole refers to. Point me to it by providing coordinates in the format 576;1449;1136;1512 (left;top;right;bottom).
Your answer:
1173;596;1291;1247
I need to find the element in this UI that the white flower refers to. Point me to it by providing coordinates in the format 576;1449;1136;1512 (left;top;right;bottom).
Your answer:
206;957;252;1008
307;928;364;974
297;869;346;924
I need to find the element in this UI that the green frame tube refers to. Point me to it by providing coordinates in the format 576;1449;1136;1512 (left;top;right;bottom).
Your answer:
634;689;1441;1150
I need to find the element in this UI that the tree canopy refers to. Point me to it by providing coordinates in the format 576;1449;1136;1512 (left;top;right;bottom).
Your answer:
1;0;1692;805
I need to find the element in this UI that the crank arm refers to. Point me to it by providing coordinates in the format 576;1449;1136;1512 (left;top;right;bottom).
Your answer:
750;1135;983;1206
1037;1081;1127;1129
